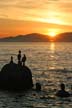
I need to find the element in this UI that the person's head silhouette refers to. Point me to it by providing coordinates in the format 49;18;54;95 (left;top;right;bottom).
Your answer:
19;50;21;54
36;82;41;91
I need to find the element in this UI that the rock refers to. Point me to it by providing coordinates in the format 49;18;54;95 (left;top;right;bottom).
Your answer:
0;62;33;91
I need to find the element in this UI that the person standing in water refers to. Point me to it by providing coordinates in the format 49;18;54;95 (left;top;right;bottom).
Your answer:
56;83;70;97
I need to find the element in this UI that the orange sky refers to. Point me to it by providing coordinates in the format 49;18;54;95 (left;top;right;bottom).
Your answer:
0;0;72;37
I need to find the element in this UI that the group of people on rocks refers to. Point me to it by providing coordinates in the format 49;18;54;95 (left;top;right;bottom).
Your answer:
10;50;26;66
10;50;71;98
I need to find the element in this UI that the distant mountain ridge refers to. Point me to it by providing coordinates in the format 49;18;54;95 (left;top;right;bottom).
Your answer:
56;32;72;42
0;33;49;42
0;32;72;42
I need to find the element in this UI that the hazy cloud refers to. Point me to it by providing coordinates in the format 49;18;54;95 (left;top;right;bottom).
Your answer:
0;14;8;18
0;0;72;25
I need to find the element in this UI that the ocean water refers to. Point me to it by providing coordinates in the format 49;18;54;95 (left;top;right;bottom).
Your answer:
0;42;72;108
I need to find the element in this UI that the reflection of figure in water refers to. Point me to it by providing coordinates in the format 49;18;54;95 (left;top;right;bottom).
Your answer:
22;54;26;66
10;56;13;63
56;83;70;97
17;50;21;65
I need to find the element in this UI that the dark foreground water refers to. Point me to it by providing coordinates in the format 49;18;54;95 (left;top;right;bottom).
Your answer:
0;42;72;108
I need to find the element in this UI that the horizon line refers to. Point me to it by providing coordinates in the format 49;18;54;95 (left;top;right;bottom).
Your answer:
0;31;72;39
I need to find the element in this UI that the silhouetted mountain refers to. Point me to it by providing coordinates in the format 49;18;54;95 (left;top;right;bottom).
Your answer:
0;32;72;42
56;32;72;42
0;33;49;42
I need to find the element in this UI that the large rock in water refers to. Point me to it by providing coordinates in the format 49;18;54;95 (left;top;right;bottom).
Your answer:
0;62;33;91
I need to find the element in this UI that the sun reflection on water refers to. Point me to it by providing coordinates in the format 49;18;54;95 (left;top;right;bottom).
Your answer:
48;42;56;70
50;42;55;53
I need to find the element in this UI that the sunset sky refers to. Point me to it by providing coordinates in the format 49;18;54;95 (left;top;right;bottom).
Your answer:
0;0;72;37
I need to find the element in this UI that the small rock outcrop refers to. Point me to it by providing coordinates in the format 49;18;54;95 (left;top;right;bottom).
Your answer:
0;61;33;91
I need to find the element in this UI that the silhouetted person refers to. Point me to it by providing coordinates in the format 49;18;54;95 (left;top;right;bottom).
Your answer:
10;56;13;63
22;54;26;66
36;82;41;91
56;83;70;97
17;50;21;65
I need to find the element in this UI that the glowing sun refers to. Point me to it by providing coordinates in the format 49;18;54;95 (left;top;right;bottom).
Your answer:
48;31;56;37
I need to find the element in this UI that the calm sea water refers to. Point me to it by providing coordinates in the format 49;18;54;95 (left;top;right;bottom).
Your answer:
0;42;72;108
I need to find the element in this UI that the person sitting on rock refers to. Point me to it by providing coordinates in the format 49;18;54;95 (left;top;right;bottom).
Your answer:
22;54;26;66
17;50;22;65
56;83;70;97
10;56;13;64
